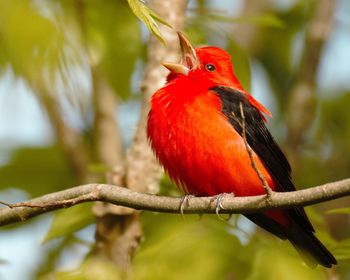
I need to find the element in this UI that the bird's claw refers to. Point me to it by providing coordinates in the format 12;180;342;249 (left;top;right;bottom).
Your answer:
179;194;194;215
214;193;234;221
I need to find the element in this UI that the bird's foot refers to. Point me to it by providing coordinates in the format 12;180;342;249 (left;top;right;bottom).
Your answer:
213;193;234;221
179;194;194;215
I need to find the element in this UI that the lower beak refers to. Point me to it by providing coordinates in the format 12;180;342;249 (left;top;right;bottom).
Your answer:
162;32;199;75
162;62;189;75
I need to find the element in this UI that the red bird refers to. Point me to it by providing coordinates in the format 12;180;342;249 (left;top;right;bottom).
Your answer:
147;32;336;268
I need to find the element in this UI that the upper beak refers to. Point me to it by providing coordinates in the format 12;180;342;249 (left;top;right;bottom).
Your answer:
162;32;200;75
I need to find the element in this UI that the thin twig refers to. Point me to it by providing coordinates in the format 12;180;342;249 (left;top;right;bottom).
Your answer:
0;193;98;210
0;201;14;208
238;102;273;196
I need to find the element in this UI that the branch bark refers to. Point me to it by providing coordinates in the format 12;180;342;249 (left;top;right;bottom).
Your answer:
125;0;187;194
101;0;187;270
1;177;350;227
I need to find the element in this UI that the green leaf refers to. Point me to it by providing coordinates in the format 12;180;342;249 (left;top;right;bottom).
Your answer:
147;8;172;29
127;0;172;44
43;203;95;243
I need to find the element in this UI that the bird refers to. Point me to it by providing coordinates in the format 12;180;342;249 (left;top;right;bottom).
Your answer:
147;32;336;268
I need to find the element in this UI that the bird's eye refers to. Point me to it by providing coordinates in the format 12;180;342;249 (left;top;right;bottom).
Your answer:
205;63;216;72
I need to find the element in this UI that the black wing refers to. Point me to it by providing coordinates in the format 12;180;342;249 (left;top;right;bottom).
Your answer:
211;86;314;232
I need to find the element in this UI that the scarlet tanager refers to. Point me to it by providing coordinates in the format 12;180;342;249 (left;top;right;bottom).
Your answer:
147;32;336;268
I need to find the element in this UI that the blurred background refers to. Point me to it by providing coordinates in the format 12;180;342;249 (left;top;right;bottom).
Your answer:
0;0;350;279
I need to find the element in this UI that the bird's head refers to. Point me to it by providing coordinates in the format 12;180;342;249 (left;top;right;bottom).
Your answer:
163;32;243;90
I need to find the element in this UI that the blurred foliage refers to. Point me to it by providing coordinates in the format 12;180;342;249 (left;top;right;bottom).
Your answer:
328;208;350;215
42;257;123;280
199;13;285;29
254;0;315;113
133;214;248;280
37;233;91;278
47;213;329;279
226;38;251;92
0;0;350;279
74;0;143;98
44;203;95;243
332;238;350;261
0;1;63;80
294;92;350;187
0;146;76;197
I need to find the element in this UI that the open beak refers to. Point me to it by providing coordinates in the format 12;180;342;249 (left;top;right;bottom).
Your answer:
162;32;200;75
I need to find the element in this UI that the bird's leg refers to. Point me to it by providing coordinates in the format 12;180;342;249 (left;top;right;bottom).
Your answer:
179;194;194;215
213;193;234;221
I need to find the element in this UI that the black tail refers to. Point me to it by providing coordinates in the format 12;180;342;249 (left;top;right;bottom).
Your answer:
245;213;337;268
287;226;337;268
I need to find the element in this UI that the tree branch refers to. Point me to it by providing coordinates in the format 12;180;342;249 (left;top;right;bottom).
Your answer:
91;0;187;270
1;177;349;227
125;0;187;194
